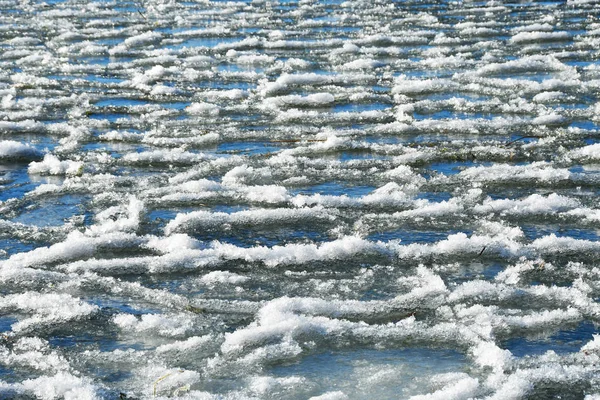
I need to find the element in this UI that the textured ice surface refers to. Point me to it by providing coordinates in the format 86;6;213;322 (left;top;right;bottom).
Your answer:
1;0;600;399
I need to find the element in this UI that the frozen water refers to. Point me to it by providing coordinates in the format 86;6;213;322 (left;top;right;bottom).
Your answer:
1;0;600;399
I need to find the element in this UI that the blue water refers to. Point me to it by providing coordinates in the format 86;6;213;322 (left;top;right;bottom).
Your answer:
12;195;87;227
504;321;597;357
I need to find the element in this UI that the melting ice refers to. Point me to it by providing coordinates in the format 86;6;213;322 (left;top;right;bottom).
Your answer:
1;0;600;399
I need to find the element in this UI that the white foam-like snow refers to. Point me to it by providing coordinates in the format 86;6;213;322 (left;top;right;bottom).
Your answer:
567;143;600;161
510;31;572;44
199;271;248;286
263;93;335;108
122;149;210;164
113;313;194;337
340;58;385;70
533;91;565;103
0;292;98;333
0;230;143;270
185;102;220;116
473;193;579;215
474;55;571;76
456;162;571;183
164;207;336;235
214;235;393;267
28;154;83;176
0;141;42;160
0;372;100;400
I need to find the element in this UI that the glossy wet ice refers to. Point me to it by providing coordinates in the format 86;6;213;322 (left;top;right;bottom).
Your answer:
1;0;600;399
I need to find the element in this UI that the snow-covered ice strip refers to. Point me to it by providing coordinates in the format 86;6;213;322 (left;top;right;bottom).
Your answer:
164;206;338;235
0;292;98;333
0;141;43;161
2;228;595;277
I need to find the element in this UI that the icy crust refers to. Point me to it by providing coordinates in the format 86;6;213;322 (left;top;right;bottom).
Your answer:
0;372;100;400
566;143;600;162
164;206;337;235
4;220;600;278
0;141;42;161
452;162;573;184
510;31;573;44
3;279;600;399
209;270;600;399
0;292;98;333
28;154;83;176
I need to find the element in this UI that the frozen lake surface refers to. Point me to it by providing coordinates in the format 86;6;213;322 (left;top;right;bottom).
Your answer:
1;0;600;398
